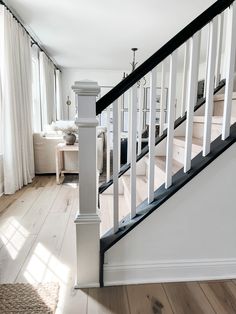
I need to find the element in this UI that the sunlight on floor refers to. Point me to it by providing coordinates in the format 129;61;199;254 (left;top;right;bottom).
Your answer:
24;243;70;313
0;217;29;259
65;182;78;189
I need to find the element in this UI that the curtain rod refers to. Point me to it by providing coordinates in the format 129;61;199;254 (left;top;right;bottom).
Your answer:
0;0;61;72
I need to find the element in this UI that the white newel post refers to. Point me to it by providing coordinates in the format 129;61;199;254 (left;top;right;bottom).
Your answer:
72;81;101;288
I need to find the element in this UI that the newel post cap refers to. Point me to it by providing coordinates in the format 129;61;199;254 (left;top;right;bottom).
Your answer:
72;80;101;96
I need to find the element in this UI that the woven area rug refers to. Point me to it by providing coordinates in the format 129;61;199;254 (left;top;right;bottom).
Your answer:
0;282;59;313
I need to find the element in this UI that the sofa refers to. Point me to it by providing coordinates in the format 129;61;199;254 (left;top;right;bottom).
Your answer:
33;125;106;174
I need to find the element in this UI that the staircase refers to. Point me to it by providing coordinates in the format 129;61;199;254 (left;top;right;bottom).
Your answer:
72;0;236;288
101;93;236;214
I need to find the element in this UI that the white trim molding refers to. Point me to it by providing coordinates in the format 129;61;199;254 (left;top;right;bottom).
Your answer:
74;213;101;224
75;118;99;128
104;258;236;286
72;80;100;96
74;282;100;289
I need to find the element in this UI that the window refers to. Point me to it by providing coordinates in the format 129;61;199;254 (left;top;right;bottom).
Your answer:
31;46;59;131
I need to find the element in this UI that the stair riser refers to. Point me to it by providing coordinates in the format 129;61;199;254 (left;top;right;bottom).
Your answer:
122;176;148;207
213;98;236;117
123;182;144;208
102;181;124;195
173;143;201;164
145;164;165;190
193;122;222;140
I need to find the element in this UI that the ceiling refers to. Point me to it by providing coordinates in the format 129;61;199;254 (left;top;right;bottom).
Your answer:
5;0;215;70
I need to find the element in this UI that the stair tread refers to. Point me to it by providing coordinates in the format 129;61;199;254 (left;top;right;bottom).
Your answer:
213;92;236;101
174;136;202;149
154;156;183;173
144;156;183;175
122;157;183;206
193;115;236;124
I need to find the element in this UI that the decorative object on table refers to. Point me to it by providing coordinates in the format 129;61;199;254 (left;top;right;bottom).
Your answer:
66;96;72;120
54;125;78;145
63;132;76;145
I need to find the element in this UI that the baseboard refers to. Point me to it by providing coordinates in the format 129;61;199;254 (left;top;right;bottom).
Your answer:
104;258;236;286
74;282;100;289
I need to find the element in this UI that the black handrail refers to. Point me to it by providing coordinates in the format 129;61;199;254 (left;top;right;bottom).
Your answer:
96;0;233;115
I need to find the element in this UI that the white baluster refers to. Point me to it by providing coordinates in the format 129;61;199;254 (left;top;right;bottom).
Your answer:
130;84;138;217
113;99;119;232
165;51;178;189
127;90;132;163
204;26;210;98
148;68;157;203
184;32;201;172
118;97;122;171
215;12;224;87
106;105;111;181
203;18;218;156
159;60;167;135
138;83;144;154
222;3;236;140
181;40;190;117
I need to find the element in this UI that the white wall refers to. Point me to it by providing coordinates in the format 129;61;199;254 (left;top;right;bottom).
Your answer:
61;68;128;120
61;67;184;121
104;143;236;285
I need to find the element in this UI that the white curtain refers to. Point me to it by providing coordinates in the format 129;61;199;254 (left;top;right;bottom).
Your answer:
39;51;56;128
55;69;63;120
0;5;34;194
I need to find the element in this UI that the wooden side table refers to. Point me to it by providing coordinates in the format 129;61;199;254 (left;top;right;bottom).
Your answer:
55;143;79;184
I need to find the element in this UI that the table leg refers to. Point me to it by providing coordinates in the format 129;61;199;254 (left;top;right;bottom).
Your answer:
61;150;65;177
56;148;60;184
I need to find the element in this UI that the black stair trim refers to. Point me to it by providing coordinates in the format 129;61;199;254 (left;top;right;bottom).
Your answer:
100;122;236;286
99;79;225;194
96;0;233;115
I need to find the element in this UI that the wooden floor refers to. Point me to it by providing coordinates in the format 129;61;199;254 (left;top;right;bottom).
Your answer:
0;176;236;314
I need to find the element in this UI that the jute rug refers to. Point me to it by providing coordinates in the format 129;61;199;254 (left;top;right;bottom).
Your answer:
0;282;59;313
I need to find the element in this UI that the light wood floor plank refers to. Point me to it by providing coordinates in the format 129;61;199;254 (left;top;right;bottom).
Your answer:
0;187;42;224
0;234;36;283
126;283;173;314
0;189;46;252
163;282;215;314
0;176;54;216
87;286;130;314
20;184;61;235
50;184;77;214
200;280;236;314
